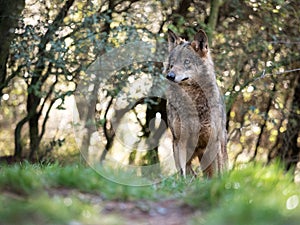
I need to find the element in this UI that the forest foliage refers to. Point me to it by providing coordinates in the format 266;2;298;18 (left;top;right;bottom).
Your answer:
1;1;300;224
0;0;299;173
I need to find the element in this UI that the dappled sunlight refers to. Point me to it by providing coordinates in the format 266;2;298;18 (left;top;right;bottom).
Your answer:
0;0;299;223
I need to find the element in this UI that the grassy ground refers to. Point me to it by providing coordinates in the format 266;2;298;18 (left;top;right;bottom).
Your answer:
0;161;299;225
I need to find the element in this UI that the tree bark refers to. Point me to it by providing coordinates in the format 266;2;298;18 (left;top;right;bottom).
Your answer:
277;73;300;170
142;98;167;165
81;6;113;163
80;77;101;163
27;91;41;160
14;116;29;158
0;0;25;99
207;0;223;45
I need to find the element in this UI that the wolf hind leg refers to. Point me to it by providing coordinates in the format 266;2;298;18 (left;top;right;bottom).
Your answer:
197;150;214;178
202;163;214;178
186;162;197;177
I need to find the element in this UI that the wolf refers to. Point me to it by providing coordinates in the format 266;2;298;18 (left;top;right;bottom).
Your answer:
164;29;228;177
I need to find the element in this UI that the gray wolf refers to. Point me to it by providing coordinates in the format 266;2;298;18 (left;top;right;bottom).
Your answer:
164;29;228;177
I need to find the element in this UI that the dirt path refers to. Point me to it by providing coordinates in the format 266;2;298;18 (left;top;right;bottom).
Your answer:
47;188;196;225
101;199;196;225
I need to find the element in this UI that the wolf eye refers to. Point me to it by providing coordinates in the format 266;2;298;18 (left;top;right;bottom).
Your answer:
184;59;190;65
184;59;191;69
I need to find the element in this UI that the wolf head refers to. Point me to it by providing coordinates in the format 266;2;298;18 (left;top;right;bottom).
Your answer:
165;29;210;83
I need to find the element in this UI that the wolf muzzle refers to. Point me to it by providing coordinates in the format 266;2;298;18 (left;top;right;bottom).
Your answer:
166;71;176;81
166;71;189;82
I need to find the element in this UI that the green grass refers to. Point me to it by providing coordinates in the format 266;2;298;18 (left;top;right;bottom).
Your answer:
0;162;157;224
0;162;156;199
0;161;299;224
0;194;99;225
185;162;300;225
0;163;45;194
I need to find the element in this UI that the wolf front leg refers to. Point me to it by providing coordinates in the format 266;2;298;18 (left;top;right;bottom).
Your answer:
173;141;187;177
174;135;198;177
178;144;187;177
173;141;181;174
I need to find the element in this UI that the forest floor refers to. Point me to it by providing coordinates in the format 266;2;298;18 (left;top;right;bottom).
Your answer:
46;187;195;225
1;162;300;225
98;199;194;225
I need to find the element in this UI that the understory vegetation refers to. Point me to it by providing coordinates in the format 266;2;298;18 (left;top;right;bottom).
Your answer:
1;162;299;225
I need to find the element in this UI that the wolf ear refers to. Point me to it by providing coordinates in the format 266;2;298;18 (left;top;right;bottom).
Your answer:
191;29;209;57
168;29;181;52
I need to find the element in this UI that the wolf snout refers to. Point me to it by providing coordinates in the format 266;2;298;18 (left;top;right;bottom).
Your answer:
166;71;176;81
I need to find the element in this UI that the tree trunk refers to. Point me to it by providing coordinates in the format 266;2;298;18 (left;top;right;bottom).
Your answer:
27;91;41;160
14;91;41;159
252;83;276;161
28;114;40;160
207;0;223;45
14;0;75;160
79;77;100;163
277;73;300;170
0;0;25;99
14;116;29;158
142;98;167;163
80;5;113;163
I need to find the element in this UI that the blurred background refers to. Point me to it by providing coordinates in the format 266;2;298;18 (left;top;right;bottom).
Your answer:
0;0;299;175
